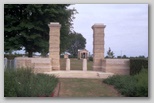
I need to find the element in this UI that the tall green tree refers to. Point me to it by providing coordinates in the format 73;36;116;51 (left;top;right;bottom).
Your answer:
4;4;77;57
67;32;86;57
107;47;114;58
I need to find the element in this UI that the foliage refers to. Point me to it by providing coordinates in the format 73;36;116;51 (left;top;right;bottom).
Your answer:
117;55;128;59
103;69;148;97
67;32;86;57
134;69;148;96
4;4;77;57
130;58;148;75
88;56;93;61
130;55;147;59
106;47;114;58
4;69;17;97
4;68;58;97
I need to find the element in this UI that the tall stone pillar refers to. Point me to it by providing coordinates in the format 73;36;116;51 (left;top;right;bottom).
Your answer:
48;22;61;70
92;23;106;71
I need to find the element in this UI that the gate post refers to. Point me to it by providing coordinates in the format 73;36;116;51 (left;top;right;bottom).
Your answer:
92;23;106;71
48;22;61;70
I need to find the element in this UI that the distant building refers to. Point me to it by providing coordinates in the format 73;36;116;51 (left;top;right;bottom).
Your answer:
78;49;89;59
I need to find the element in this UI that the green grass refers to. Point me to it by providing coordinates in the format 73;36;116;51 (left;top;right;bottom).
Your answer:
60;58;93;71
103;69;148;97
59;78;121;97
4;68;58;97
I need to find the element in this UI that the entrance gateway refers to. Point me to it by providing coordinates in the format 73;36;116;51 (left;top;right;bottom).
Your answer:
15;22;130;78
48;22;106;71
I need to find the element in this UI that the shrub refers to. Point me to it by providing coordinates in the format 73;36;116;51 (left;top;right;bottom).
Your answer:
4;68;58;97
134;69;148;97
88;56;93;61
4;69;17;97
130;58;148;75
103;75;136;96
103;69;148;97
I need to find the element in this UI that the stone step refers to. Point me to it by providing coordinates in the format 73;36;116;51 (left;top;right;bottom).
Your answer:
44;71;114;79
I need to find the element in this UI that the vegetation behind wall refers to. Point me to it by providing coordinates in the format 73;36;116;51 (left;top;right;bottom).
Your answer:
130;58;148;75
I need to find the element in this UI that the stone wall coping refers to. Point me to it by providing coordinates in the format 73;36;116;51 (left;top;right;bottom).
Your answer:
48;22;61;27
92;23;106;28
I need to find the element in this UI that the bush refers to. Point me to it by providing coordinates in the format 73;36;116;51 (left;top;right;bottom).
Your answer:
103;69;148;97
4;69;17;97
130;58;148;75
4;68;58;97
103;75;136;96
134;69;148;97
88;56;93;61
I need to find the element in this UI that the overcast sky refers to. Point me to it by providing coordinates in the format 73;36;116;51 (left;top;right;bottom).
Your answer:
68;4;148;57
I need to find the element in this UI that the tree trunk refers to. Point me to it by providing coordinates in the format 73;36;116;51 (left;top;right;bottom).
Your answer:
28;51;33;57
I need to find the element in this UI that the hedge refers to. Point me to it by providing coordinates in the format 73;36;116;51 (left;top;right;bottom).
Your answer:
130;58;148;75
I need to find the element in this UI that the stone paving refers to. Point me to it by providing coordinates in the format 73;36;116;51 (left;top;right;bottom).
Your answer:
44;70;114;79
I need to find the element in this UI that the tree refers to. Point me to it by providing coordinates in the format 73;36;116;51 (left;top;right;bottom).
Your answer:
107;47;114;58
67;32;86;57
4;4;77;57
122;55;127;58
117;56;122;58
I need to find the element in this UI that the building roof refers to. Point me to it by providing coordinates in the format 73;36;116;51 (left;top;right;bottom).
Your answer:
78;49;88;52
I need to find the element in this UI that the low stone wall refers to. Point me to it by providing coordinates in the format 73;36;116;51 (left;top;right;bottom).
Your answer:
102;59;130;75
15;57;52;73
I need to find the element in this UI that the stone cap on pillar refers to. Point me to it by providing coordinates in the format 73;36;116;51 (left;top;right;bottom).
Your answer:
48;22;61;27
92;23;106;29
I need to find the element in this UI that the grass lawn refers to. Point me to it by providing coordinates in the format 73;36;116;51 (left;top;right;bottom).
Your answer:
60;58;93;71
59;59;121;97
59;78;122;97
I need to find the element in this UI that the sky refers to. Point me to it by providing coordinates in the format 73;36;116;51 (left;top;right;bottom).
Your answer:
68;4;148;57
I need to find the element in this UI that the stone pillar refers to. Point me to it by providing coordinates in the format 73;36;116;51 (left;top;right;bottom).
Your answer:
66;58;70;71
92;23;106;71
82;59;87;71
64;54;68;59
48;22;61;70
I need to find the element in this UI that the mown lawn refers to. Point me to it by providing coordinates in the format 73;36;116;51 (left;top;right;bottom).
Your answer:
60;58;93;71
59;78;122;97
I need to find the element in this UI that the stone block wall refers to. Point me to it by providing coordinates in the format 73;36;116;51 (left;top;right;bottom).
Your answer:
15;57;52;73
102;59;130;75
